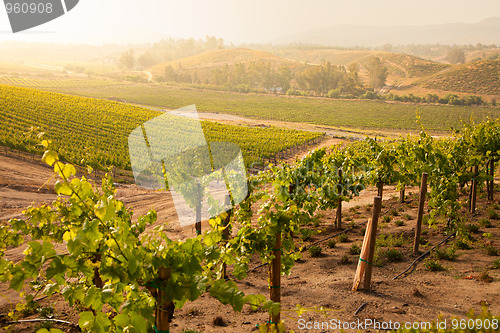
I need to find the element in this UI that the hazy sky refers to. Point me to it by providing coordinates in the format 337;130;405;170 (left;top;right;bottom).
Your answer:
1;0;499;45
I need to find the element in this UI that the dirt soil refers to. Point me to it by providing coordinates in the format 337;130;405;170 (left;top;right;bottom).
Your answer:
1;148;499;333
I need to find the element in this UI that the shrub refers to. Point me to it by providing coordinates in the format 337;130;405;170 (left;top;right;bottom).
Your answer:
491;258;500;269
455;238;472;250
327;239;336;248
467;224;480;233
488;210;499;220
308;245;322;257
300;228;317;241
377;233;407;247
377;234;389;247
433;246;458;261
479;218;493;228
338;233;349;243
390;209;399;216
485;244;499;256
392;234;406;247
349;243;361;255
394;220;405;226
424;259;445;271
383;215;392;223
340;255;350;264
384;248;403;262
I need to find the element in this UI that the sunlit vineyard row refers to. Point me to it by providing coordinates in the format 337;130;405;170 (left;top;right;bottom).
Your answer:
0;84;322;170
0;77;121;89
36;82;500;131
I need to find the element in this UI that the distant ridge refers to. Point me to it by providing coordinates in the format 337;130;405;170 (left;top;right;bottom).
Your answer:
273;17;500;47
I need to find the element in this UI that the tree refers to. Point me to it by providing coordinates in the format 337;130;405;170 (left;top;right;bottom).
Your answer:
296;61;345;95
163;65;178;82
366;57;387;89
205;35;224;50
277;64;293;92
137;51;159;68
446;47;466;64
119;50;136;70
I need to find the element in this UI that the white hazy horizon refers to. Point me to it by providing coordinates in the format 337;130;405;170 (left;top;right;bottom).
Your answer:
0;0;499;45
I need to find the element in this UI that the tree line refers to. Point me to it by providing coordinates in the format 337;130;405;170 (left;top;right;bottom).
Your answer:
119;36;225;70
156;58;388;97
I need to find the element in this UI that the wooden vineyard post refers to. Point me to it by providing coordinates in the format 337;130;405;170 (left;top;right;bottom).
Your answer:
269;233;281;326
363;196;381;291
195;183;202;235
336;169;343;229
489;160;495;201
92;253;103;288
352;196;382;291
377;181;384;199
413;173;428;255
468;167;473;212
400;185;405;203
470;166;478;214
486;160;493;201
222;195;232;279
156;267;174;333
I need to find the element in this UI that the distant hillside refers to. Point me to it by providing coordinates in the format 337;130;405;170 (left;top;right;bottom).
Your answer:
272;48;373;66
151;49;307;83
273;17;500;47
415;59;500;96
273;48;448;79
466;48;500;62
155;49;285;68
358;53;449;80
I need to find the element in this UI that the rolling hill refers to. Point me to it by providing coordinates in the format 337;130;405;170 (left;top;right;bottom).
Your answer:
358;52;449;79
151;48;310;82
415;59;500;96
273;48;449;83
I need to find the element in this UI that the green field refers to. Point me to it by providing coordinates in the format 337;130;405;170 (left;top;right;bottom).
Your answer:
0;85;321;170
30;82;500;132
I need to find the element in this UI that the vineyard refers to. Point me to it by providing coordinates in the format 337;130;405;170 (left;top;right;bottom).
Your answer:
0;77;122;89
1;117;500;332
28;82;500;132
0;84;322;171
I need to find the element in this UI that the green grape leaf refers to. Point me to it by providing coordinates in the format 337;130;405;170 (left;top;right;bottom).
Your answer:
78;311;95;331
42;150;59;166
